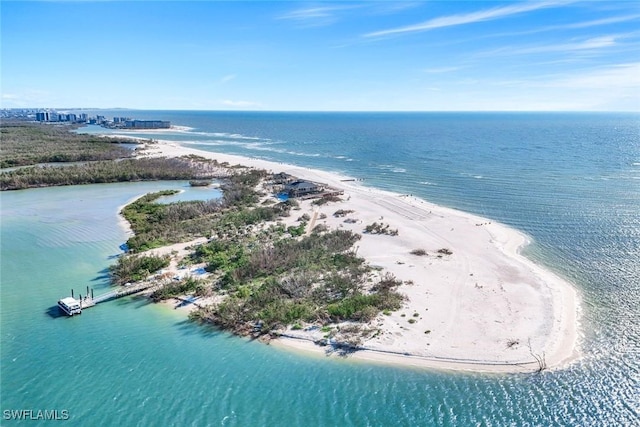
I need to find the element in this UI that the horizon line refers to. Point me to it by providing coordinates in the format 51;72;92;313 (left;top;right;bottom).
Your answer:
4;107;639;114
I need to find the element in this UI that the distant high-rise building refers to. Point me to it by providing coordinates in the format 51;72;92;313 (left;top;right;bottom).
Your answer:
124;120;171;129
36;112;50;121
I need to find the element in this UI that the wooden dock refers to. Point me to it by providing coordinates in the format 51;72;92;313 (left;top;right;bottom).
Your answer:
60;281;160;315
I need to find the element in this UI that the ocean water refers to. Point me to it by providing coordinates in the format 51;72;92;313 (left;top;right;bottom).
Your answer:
2;112;639;426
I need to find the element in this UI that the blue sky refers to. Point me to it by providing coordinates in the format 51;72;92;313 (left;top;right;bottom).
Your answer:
2;1;639;111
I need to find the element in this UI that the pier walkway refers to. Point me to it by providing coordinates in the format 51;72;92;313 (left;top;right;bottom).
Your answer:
61;281;161;315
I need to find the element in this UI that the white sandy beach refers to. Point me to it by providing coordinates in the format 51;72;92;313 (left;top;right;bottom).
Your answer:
128;138;580;373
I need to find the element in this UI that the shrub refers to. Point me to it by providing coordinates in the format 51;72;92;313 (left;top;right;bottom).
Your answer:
110;254;170;285
410;249;427;256
312;224;329;234
364;222;398;236
327;294;379;321
371;273;403;293
287;222;306;237
150;277;204;302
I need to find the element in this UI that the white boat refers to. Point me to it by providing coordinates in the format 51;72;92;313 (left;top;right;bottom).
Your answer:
58;297;82;316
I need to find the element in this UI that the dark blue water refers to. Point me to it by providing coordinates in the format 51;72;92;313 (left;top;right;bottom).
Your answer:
3;112;639;425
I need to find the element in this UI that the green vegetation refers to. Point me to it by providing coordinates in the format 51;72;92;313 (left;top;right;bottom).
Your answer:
119;170;272;252
287;222;307;237
110;254;170;286
0;157;226;191
190;227;405;337
150;277;207;302
1;122;231;190
0;121;135;168
311;195;341;206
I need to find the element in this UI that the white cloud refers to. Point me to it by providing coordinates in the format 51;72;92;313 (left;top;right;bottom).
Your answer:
474;34;630;59
486;13;640;39
369;2;422;15
278;4;361;27
280;6;339;20
512;35;619;54
487;63;639;91
363;1;573;38
545;62;640;89
471;63;640;111
545;13;640;30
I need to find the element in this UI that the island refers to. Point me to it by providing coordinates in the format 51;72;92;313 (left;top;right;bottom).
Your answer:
116;137;580;373
1;122;580;373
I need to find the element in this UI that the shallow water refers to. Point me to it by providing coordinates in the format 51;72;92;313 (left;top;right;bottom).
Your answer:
154;182;222;204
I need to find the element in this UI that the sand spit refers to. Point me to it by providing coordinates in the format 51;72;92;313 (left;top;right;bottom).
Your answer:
127;139;579;373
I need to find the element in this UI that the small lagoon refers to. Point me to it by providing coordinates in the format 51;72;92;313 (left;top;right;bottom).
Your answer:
155;182;222;204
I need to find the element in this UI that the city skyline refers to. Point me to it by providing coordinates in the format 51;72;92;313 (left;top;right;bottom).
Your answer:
2;1;639;111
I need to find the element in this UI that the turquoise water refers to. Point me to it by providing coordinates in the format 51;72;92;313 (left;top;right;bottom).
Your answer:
155;183;222;204
2;112;639;425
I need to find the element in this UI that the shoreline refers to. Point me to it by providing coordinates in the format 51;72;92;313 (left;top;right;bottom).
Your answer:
125;137;580;374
